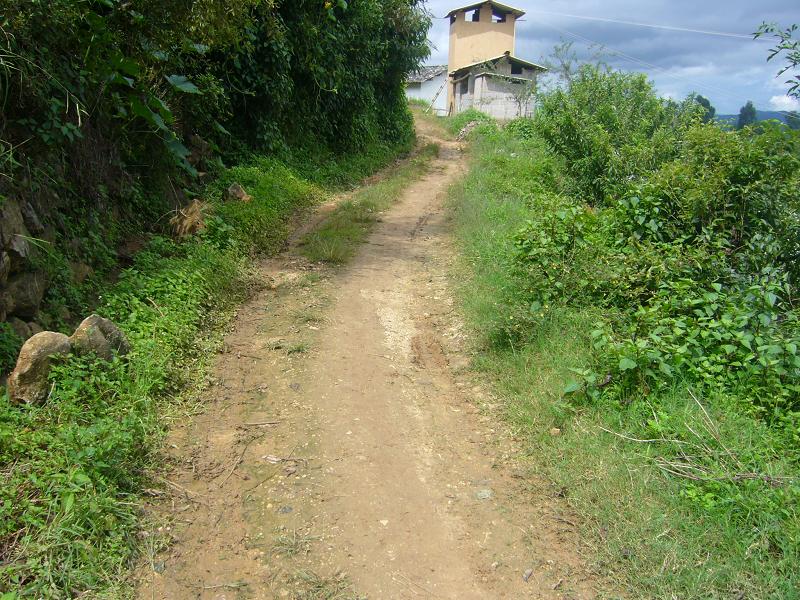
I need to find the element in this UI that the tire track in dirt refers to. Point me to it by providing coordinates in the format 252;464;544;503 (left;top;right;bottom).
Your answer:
137;119;604;599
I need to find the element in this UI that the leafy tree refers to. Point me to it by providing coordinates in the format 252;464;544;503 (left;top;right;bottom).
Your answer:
756;22;800;98
787;111;800;130
694;94;716;122
737;100;757;129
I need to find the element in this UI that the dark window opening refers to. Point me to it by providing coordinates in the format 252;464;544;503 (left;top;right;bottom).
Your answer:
459;80;468;94
511;63;523;75
492;10;507;23
450;14;456;25
465;9;479;22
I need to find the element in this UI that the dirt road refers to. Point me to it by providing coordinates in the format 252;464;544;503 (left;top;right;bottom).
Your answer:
138;119;600;599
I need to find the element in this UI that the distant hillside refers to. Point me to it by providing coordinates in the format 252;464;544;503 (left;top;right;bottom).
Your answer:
716;110;797;125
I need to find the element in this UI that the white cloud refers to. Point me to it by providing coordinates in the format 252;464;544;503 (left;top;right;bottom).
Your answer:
769;95;800;111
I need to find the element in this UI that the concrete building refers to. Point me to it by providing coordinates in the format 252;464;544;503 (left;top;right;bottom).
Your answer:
450;52;542;119
405;65;448;115
445;2;545;118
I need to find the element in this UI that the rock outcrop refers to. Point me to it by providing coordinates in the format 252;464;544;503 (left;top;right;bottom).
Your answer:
0;197;49;325
7;331;72;404
70;314;131;361
5;272;47;319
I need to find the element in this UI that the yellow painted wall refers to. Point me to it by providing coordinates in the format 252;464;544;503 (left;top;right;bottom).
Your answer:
448;4;516;72
446;2;517;113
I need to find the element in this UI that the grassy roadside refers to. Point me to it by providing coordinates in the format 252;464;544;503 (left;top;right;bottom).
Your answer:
449;125;799;599
0;140;412;597
300;142;440;264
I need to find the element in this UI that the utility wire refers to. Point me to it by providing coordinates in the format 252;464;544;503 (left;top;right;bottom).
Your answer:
525;9;766;41
536;19;745;104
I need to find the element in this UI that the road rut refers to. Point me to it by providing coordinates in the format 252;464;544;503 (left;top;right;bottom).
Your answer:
138;119;600;599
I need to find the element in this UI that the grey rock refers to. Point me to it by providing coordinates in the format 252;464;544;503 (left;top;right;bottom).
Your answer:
6;272;47;318
28;322;44;336
476;489;493;501
8;317;32;340
0;199;31;260
0;251;10;285
70;314;130;361
0;199;24;248
7;331;72;404
523;569;534;583
21;202;45;234
0;292;13;322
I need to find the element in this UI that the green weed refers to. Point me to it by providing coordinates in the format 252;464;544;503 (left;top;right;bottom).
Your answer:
287;342;310;355
272;529;318;558
290;570;361;600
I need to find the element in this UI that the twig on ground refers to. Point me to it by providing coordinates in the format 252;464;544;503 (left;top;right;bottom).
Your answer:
201;582;248;590
220;434;264;487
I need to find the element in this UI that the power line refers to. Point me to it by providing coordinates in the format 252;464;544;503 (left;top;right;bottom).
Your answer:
536;19;745;104
526;9;766;41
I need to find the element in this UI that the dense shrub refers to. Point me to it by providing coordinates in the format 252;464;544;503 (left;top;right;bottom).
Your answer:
534;66;699;203
0;0;429;173
504;69;800;442
451;72;800;595
0;0;430;337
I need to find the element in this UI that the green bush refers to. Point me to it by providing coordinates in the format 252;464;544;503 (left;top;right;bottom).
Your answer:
512;71;800;438
534;66;699;203
452;68;800;595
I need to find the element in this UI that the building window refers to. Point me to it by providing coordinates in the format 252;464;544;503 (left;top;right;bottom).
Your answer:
450;14;456;25
459;80;468;95
511;63;523;75
465;9;479;22
492;10;507;23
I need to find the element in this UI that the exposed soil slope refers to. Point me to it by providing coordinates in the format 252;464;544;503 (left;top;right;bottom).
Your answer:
138;119;603;599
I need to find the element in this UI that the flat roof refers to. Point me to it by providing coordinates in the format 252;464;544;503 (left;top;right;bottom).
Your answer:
450;53;547;76
446;2;526;18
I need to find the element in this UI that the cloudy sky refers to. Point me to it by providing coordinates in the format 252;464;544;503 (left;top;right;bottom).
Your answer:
421;0;800;114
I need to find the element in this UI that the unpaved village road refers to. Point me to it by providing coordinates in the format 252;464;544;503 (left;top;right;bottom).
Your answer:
138;119;602;599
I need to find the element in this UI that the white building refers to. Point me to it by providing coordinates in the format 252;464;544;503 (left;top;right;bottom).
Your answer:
445;2;546;119
450;52;544;119
405;65;448;116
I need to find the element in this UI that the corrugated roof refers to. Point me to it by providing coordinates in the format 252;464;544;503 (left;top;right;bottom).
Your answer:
407;65;448;83
446;2;526;18
450;53;547;77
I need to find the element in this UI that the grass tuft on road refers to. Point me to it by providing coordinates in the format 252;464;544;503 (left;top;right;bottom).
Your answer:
301;143;440;264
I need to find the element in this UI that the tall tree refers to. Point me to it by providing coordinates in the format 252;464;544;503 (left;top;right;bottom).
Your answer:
737;101;758;129
694;94;716;122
